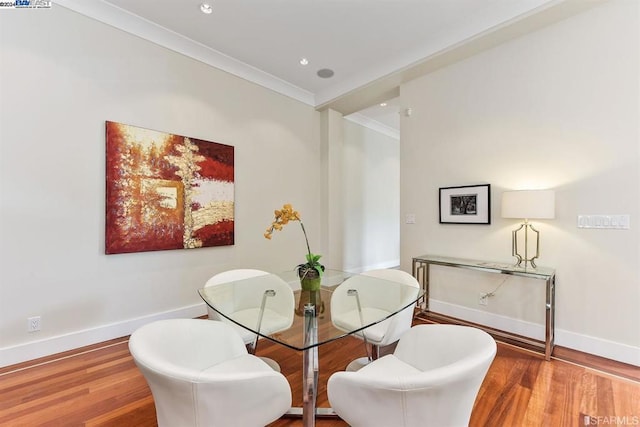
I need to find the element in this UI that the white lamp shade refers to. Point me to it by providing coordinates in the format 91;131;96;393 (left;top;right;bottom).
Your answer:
501;190;555;219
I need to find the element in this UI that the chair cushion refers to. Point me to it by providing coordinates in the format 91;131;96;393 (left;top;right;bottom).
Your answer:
357;354;421;378
231;308;292;336
332;308;391;343
199;354;274;377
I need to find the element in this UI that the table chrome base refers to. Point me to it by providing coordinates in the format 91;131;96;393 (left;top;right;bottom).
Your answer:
285;407;338;418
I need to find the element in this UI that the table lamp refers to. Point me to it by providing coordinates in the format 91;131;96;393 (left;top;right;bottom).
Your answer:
501;189;555;268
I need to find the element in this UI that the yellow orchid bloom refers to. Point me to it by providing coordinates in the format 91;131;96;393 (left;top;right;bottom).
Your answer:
264;203;323;279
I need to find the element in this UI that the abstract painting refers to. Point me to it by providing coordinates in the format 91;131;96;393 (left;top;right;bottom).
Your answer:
105;121;234;254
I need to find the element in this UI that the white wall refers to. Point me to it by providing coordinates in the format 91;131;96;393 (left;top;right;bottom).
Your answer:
3;1;637;368
343;120;400;272
400;0;640;365
0;6;321;366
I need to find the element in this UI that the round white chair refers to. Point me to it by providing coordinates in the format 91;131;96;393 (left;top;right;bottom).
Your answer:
328;324;497;427
204;269;295;371
330;268;420;370
129;318;292;427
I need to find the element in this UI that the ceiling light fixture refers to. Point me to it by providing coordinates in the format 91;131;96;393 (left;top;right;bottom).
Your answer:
299;58;309;66
380;102;387;107
200;3;213;14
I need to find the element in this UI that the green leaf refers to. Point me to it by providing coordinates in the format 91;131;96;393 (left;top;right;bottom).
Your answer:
306;253;322;264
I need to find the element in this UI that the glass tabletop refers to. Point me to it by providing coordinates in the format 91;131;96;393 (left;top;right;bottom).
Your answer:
198;269;424;351
414;254;555;279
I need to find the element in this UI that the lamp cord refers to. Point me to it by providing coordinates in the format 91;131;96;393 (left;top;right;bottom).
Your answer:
485;276;508;298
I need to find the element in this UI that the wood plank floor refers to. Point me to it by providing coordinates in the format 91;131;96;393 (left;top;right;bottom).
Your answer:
1;318;638;426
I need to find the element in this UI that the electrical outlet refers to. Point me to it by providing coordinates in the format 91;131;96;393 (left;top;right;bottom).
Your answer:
479;293;488;306
27;316;41;332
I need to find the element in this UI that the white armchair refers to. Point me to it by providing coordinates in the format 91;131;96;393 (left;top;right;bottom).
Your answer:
204;269;294;352
330;269;420;369
129;319;292;427
327;324;497;427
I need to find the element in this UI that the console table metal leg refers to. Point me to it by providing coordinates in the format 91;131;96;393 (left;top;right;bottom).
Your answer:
424;262;430;311
412;259;429;311
545;275;556;361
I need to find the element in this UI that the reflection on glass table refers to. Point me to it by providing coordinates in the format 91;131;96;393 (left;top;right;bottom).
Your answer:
198;269;423;427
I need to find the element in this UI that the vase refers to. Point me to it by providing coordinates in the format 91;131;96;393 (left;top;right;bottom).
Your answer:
295;289;325;318
299;268;321;291
296;268;323;316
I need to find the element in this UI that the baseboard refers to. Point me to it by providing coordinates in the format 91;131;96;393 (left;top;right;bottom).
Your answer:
6;298;637;368
429;299;640;367
346;260;401;274
429;300;545;340
554;330;640;367
0;303;207;368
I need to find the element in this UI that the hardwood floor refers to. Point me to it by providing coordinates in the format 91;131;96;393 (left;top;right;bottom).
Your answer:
1;318;638;426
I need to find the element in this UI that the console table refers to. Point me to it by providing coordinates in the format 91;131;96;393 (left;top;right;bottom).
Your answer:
412;255;556;360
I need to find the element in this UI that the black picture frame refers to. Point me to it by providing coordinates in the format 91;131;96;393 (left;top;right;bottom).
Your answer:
439;184;491;224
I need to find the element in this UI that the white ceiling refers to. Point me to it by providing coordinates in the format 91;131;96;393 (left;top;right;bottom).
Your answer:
56;0;599;131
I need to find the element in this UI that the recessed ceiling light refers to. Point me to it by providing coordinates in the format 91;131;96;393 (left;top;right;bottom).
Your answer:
299;57;309;66
317;68;334;79
380;102;387;107
200;3;213;14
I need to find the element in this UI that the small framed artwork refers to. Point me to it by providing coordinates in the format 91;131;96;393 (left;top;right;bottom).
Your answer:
439;184;491;224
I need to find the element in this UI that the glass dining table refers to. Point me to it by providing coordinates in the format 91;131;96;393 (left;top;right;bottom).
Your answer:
198;269;424;427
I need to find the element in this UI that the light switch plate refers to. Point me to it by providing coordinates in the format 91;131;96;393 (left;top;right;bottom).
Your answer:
577;215;630;229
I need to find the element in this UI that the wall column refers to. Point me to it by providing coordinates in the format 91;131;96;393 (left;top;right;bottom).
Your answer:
319;108;344;270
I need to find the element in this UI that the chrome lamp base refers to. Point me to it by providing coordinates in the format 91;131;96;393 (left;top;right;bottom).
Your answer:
512;220;540;269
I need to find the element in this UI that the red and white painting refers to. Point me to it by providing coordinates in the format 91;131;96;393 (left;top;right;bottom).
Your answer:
105;121;234;254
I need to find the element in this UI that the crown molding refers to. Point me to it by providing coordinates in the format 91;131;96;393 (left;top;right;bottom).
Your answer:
318;0;606;116
53;0;315;106
53;0;400;137
344;113;400;140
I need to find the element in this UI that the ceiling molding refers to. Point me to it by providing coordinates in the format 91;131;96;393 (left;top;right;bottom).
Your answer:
344;113;400;141
318;0;608;116
52;0;605;136
53;0;315;106
313;0;556;107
